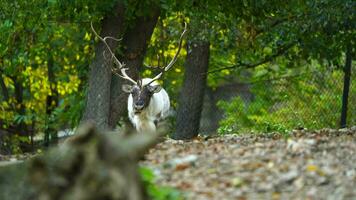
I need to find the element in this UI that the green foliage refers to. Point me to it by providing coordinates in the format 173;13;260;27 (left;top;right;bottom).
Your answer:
218;67;355;134
139;167;183;200
0;0;100;152
0;134;29;154
56;0;117;21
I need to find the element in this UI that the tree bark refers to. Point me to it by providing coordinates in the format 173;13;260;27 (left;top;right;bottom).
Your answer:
81;4;125;130
340;44;352;128
173;41;210;139
108;9;160;128
0;74;9;101
44;55;58;146
12;76;28;137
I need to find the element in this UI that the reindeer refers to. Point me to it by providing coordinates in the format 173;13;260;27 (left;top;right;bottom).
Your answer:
91;22;187;133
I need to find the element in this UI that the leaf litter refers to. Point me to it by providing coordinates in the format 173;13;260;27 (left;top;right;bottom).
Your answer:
142;127;356;200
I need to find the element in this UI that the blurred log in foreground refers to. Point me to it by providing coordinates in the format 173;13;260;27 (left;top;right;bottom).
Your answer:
0;123;162;200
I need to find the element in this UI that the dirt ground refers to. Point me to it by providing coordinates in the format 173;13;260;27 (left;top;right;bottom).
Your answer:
142;127;356;200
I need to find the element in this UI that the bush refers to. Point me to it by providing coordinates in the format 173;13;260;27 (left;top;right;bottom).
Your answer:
140;167;184;200
217;70;355;134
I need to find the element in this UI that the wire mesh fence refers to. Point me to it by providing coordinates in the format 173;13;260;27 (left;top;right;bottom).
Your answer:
214;68;355;134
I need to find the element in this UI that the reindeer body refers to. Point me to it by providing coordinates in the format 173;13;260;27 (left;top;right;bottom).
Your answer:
127;78;170;133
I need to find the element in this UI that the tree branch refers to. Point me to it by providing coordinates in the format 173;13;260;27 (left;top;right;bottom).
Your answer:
207;42;296;74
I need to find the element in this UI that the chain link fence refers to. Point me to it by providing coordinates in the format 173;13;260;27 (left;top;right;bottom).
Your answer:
201;68;355;134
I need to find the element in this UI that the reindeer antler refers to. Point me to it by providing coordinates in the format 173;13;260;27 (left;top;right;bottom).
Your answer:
90;22;137;85
145;22;188;86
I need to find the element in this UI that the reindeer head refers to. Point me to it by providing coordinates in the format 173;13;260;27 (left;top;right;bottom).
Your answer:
122;79;162;113
91;22;187;113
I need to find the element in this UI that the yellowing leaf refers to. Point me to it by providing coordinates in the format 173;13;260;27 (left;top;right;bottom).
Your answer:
84;45;90;54
221;69;230;75
84;32;91;41
231;177;244;187
306;164;318;172
35;56;42;64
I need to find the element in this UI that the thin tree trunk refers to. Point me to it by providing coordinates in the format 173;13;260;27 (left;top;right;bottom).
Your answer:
0;74;9;101
44;55;58;146
13;77;27;136
340;44;352;128
173;40;210;139
81;4;125;130
108;8;160;128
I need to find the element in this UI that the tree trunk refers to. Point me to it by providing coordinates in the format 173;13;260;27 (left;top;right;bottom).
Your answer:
340;44;352;128
13;77;28;136
173;41;210;139
108;9;160;128
81;4;125;130
44;55;59;147
0;74;9;101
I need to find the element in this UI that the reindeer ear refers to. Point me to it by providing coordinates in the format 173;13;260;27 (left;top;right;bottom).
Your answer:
147;85;162;93
122;84;133;93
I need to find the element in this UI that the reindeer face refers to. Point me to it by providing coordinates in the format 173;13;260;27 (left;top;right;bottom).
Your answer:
122;84;162;113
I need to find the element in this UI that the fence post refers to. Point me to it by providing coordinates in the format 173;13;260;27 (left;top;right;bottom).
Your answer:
340;44;352;128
